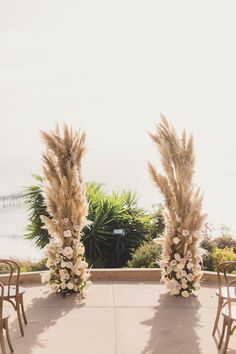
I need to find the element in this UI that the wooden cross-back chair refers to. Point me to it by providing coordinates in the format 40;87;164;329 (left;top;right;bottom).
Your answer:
0;260;27;337
0;281;13;354
212;261;236;337
218;278;236;353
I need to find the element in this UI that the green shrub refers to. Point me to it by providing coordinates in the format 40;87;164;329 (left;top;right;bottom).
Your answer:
147;205;165;240
211;247;236;272
127;241;162;268
0;259;47;274
82;190;152;268
24;177;165;268
213;234;236;252
200;223;236;271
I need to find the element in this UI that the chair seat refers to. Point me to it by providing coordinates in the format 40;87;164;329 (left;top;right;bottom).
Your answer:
2;308;10;321
3;286;25;298
216;287;236;300
222;305;236;321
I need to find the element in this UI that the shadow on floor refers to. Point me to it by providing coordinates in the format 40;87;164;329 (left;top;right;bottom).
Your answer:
9;286;85;354
140;292;202;354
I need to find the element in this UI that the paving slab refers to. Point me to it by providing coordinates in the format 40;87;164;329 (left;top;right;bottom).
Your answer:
3;281;236;354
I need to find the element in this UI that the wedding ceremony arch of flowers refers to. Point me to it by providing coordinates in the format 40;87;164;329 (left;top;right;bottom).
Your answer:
40;124;91;295
149;116;206;297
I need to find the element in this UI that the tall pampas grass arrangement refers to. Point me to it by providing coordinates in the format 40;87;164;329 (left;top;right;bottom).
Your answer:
149;115;206;297
40;124;91;295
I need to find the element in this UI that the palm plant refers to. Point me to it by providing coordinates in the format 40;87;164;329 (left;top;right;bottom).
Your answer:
24;175;51;248
24;179;164;268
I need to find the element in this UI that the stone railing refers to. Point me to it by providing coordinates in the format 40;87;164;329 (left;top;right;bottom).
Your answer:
0;268;235;285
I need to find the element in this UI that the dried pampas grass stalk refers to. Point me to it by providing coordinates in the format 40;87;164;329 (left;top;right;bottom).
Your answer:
40;124;91;295
149;115;206;297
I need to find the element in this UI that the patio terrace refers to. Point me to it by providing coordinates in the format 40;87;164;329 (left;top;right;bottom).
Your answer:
4;279;236;354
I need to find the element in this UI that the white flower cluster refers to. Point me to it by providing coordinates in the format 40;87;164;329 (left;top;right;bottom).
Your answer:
42;217;91;294
157;221;203;296
159;229;203;297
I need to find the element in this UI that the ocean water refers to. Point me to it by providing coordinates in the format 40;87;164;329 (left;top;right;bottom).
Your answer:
0;205;43;260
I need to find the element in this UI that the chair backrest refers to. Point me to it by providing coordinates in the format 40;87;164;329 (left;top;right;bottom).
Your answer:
217;261;236;297
0;260;20;298
0;282;3;322
226;278;236;320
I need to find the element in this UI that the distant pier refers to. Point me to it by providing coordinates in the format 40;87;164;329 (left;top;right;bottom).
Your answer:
0;193;24;208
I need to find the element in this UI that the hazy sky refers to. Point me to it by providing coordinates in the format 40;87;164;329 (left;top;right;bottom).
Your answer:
1;1;236;231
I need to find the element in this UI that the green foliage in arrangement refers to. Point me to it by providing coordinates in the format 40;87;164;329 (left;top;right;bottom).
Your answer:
24;177;165;268
24;175;51;248
127;240;162;268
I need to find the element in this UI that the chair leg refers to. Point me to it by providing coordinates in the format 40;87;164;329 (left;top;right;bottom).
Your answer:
219;316;226;348
16;302;24;336
222;319;232;354
20;296;27;325
213;296;223;336
0;329;6;354
4;319;14;353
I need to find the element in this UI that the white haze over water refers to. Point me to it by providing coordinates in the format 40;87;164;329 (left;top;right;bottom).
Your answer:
0;206;43;260
0;0;236;260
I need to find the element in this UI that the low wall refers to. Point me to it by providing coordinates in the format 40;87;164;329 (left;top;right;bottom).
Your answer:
1;268;235;285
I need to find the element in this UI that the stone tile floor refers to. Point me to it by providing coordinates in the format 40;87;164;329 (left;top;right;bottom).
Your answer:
4;281;236;354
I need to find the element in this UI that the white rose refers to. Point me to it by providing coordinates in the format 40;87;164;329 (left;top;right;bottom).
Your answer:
61;261;66;268
74;225;81;232
171;289;180;296
187;262;194;270
173;237;180;245
67;282;74;290
176;263;184;271
181;282;188;290
71;265;81;275
55;238;63;247
193;282;201;290
66;262;73;269
187;273;194;282
182;229;190;237
63;218;70;223
176;272;182;280
170;260;177;267
63;246;74;259
79;260;88;269
63;230;72;238
77;244;85;255
59;269;70;281
174;253;181;261
54;256;61;265
60;283;67;290
181;290;189;298
41;271;51;283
